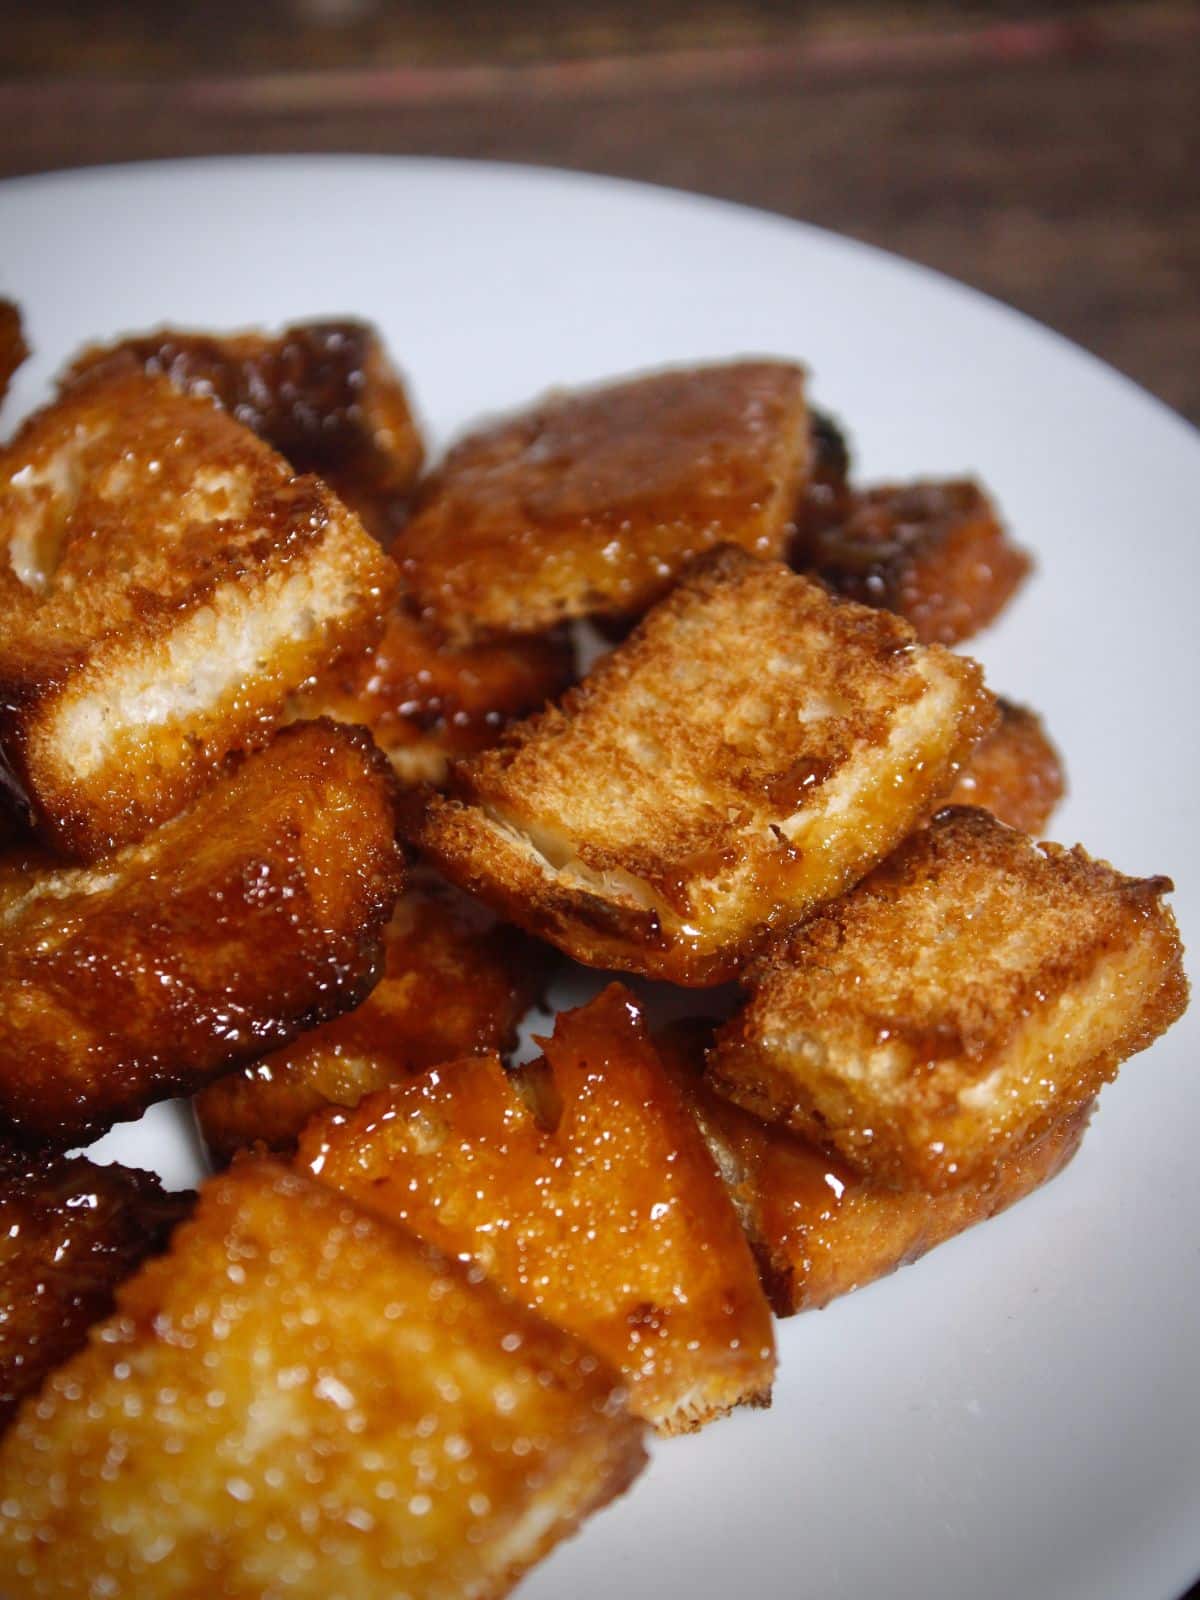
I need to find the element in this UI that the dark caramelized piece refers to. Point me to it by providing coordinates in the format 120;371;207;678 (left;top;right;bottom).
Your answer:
66;319;424;541
0;1160;646;1599
0;721;402;1148
0;1153;191;1429
395;361;810;643
300;984;776;1434
0;299;27;405
943;697;1065;834
796;407;852;538
796;479;1031;645
662;1023;1089;1315
195;870;544;1166
295;605;575;785
709;808;1188;1192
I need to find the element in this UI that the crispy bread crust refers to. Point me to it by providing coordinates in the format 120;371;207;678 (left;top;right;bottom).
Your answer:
396;361;810;642
0;1153;191;1429
195;869;545;1166
0;299;27;407
708;807;1188;1191
299;985;776;1434
410;547;995;984
0;720;403;1148
65;319;424;542
0;368;399;858
942;697;1065;835
0;1160;646;1599
797;479;1031;645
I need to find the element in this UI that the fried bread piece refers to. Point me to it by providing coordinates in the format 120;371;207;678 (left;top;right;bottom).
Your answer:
0;1160;646;1599
0;367;399;858
795;479;1031;645
942;697;1065;834
0;1152;191;1429
0;720;401;1148
395;360;810;642
661;1023;1090;1314
195;869;544;1166
795;407;852;539
299;985;776;1434
708;807;1188;1191
66;319;424;542
410;547;994;985
295;605;575;785
0;298;27;407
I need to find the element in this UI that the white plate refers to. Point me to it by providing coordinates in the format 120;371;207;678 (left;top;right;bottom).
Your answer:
1;156;1197;1600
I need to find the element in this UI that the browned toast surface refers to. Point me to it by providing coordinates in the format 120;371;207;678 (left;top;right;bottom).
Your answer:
0;720;402;1148
195;869;544;1166
662;1023;1089;1314
0;1153;191;1429
0;367;399;857
796;479;1031;645
395;361;809;641
0;1159;646;1599
411;547;994;984
295;604;575;785
943;697;1065;834
708;807;1187;1190
299;985;776;1434
66;319;424;542
0;299;26;405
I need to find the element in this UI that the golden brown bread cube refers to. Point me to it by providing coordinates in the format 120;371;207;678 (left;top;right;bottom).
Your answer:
395;360;810;642
0;1152;191;1429
661;1023;1090;1314
0;1159;646;1599
942;697;1065;835
708;807;1188;1191
299;984;776;1434
795;479;1031;645
409;546;995;985
0;367;399;858
295;604;575;785
0;720;402;1148
0;298;27;405
195;869;544;1166
65;319;424;542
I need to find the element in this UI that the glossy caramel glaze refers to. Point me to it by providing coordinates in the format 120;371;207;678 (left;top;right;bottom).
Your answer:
410;547;994;985
66;320;424;542
395;361;810;642
0;366;399;858
0;299;27;406
795;478;1031;646
709;807;1188;1191
661;1022;1090;1314
0;1152;191;1429
299;985;776;1434
0;1160;646;1599
295;604;576;785
195;869;546;1166
943;697;1065;835
0;721;402;1148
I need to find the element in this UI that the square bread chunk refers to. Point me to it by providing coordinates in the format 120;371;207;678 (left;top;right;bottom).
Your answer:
662;1023;1090;1314
0;1153;191;1429
0;367;399;858
941;697;1064;836
410;547;994;985
195;869;543;1166
0;720;402;1148
65;319;425;542
0;1160;646;1600
298;985;776;1434
795;479;1031;645
294;603;575;785
708;807;1188;1191
395;360;810;642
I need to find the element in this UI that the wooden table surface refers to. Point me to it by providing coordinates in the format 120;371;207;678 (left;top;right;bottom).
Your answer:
2;7;1199;1594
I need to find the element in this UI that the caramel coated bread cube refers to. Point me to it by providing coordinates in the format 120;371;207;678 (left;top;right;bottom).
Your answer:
942;697;1065;835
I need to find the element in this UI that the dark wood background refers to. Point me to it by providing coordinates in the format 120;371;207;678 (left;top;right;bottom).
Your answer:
0;4;1198;1596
